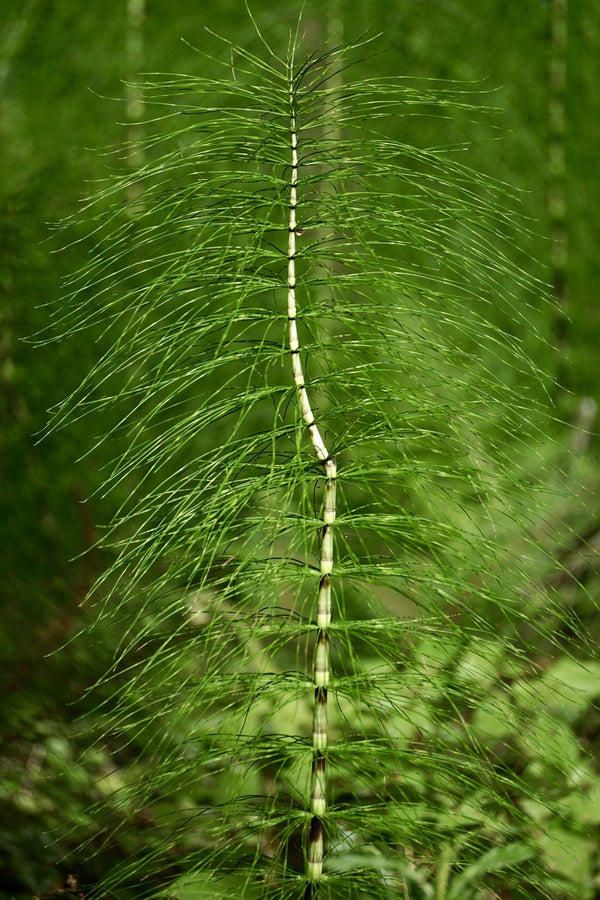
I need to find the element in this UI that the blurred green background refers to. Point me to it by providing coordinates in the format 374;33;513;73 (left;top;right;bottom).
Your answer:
1;1;599;896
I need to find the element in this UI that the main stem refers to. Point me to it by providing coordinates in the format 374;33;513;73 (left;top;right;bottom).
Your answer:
287;71;337;896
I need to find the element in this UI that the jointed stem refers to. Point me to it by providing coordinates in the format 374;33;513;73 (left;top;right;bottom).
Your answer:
287;68;337;894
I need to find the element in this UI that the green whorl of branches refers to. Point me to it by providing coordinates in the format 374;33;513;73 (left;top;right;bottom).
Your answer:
46;23;581;900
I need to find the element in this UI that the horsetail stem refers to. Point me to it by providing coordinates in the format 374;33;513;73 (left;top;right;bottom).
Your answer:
287;68;337;892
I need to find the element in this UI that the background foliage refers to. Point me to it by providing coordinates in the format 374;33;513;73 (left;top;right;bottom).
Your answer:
1;1;599;898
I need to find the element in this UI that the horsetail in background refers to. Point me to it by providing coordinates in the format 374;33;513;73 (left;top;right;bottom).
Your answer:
45;20;588;900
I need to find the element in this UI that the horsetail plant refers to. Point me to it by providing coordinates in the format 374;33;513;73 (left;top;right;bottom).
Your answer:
45;21;580;900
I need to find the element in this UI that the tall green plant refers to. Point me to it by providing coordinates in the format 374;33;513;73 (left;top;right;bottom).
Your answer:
47;22;591;900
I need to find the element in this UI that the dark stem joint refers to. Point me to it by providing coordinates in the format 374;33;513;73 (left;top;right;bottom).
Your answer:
309;816;324;842
313;750;326;770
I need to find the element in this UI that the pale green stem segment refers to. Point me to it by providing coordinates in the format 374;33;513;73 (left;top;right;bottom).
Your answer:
287;71;337;889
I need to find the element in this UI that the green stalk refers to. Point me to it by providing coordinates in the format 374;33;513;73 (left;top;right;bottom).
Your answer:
287;62;336;894
125;0;145;207
548;0;568;391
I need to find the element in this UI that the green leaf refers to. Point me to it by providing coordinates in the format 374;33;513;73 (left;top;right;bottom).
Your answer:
517;712;581;771
563;777;600;825
536;826;596;896
514;659;600;719
543;658;600;715
165;871;262;900
446;843;534;898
